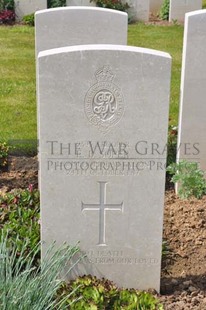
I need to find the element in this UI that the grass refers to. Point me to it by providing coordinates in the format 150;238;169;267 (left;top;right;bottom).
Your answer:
0;25;36;150
128;23;183;126
0;23;184;153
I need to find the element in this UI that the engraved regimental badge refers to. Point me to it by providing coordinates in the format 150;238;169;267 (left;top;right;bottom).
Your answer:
84;66;124;132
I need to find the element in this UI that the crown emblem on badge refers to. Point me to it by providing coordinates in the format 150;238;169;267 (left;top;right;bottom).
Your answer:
95;66;114;82
84;65;124;132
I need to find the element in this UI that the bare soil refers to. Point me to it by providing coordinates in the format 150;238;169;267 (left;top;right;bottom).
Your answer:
0;156;206;309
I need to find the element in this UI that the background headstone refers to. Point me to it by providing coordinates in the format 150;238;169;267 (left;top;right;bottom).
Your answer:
38;44;171;291
169;0;202;22
66;0;95;6
150;0;163;16
35;7;128;58
35;7;128;139
15;0;47;21
126;0;150;22
177;10;206;172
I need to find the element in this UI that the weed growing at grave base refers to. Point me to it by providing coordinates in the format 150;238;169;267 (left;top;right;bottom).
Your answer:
159;0;169;21
22;13;35;26
0;234;80;310
166;125;177;166
203;0;206;9
167;161;206;199
0;186;40;264
57;275;163;309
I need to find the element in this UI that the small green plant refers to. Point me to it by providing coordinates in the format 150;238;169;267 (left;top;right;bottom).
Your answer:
167;160;206;199
22;13;35;26
0;141;10;167
47;0;66;8
166;125;177;167
58;275;163;309
159;0;169;21
0;234;80;309
90;0;129;13
162;240;170;258
0;186;40;264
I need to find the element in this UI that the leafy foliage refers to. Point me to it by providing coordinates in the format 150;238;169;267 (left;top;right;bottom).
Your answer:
167;160;206;199
22;13;35;26
0;186;40;264
159;0;169;21
0;0;14;10
0;234;80;310
48;0;66;8
0;9;15;24
90;0;129;13
57;275;163;309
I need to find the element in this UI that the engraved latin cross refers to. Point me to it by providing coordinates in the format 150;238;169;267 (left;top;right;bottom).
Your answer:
81;181;123;246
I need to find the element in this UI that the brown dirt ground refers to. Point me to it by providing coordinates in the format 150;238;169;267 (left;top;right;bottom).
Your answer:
0;156;206;309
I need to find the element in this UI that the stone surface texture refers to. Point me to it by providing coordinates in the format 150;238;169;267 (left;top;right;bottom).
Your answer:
38;45;171;291
169;0;202;22
177;10;206;172
66;0;95;6
150;0;163;15
15;0;47;21
35;7;128;56
126;0;149;22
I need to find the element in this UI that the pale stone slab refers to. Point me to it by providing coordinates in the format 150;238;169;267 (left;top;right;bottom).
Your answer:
35;7;128;57
38;44;171;291
15;0;47;21
150;0;163;15
126;0;149;22
35;7;128;140
169;0;202;22
177;10;206;172
66;0;95;6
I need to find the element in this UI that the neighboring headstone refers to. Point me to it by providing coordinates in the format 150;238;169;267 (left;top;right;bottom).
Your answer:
126;0;150;22
38;44;171;291
66;0;149;22
177;10;206;172
15;0;47;21
66;0;95;6
169;0;202;22
35;7;128;58
35;7;128;139
150;0;163;15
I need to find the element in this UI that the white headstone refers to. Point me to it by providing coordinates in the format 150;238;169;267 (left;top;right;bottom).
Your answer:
15;0;47;21
127;0;149;22
66;0;95;6
150;0;163;15
177;10;206;172
169;0;202;22
35;7;128;140
38;44;171;291
35;7;128;58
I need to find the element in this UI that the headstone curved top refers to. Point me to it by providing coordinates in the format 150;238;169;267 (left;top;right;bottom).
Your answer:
35;7;128;57
38;44;171;291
